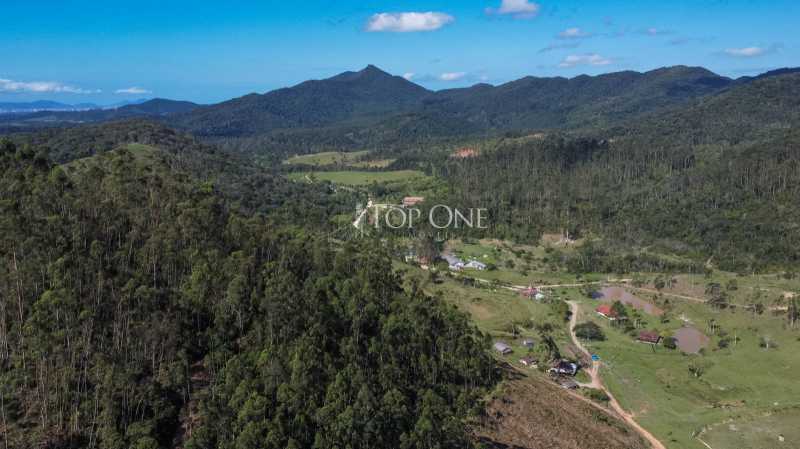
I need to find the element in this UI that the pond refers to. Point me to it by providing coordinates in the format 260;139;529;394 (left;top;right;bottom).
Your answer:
674;326;709;353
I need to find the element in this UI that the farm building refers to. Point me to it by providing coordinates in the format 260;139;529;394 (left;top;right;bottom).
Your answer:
451;147;478;159
493;342;512;355
595;304;620;320
441;254;465;271
519;357;538;367
465;260;487;270
521;338;535;348
402;196;425;207
637;330;662;344
549;360;579;376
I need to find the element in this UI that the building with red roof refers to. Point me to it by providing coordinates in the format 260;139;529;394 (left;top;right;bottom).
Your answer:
595;304;619;320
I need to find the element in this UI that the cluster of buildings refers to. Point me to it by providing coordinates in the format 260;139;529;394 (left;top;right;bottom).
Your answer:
442;253;487;271
493;340;580;389
596;304;662;344
521;285;546;301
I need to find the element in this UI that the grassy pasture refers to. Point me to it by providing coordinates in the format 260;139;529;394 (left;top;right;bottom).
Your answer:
288;170;426;185
575;295;800;449
283;150;396;168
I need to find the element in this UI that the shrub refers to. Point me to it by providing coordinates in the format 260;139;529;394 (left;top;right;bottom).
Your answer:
574;322;606;341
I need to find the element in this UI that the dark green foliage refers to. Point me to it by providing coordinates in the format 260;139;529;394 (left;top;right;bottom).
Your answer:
171;65;430;138
441;74;800;271
574;322;606;341
0;144;496;449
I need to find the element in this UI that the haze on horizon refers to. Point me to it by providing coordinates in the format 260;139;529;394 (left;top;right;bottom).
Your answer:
1;0;797;104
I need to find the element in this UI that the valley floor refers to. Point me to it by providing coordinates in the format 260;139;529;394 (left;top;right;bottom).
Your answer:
403;238;800;449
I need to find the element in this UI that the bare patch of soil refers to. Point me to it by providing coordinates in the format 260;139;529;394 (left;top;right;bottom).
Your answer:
472;377;648;449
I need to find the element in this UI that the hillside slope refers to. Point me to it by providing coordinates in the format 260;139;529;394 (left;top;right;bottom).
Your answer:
172;65;431;136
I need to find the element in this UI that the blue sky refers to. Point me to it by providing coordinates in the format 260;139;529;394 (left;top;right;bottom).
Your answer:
1;0;797;104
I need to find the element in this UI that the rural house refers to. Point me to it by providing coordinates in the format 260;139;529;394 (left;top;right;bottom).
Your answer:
402;196;425;207
521;338;535;348
465;260;487;270
637;330;662;344
549;360;579;376
595;304;619;320
493;342;512;355
442;254;465;271
519;356;538;367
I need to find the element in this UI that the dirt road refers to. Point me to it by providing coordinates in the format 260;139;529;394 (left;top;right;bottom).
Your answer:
567;301;667;449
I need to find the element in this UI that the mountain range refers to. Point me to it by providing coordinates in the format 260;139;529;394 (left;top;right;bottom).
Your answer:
3;65;800;149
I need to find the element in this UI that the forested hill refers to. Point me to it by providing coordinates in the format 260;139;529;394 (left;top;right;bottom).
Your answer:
169;65;737;139
442;73;800;271
7;120;352;217
165;65;797;153
613;71;800;146
171;65;431;137
418;65;732;131
4;65;797;154
0;138;500;449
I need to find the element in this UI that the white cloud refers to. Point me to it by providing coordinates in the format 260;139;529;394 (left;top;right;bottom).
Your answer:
440;72;466;81
0;78;99;94
115;87;152;94
724;46;768;57
486;0;541;19
558;54;613;68
558;27;591;39
643;27;672;36
402;72;416;81
366;12;454;32
539;41;581;53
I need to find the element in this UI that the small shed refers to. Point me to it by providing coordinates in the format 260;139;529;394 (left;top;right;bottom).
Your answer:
521;339;535;348
596;304;619;320
519;357;538;367
637;330;662;344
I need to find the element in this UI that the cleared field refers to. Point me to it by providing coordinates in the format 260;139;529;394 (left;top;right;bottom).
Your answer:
447;239;603;286
402;239;800;449
283;151;396;168
575;295;800;449
288;170;426;185
283;150;369;166
702;408;800;449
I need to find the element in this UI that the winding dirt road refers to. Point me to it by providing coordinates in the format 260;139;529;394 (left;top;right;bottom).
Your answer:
567;301;667;449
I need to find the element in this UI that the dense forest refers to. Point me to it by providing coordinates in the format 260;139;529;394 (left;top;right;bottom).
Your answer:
431;74;800;272
0;139;496;448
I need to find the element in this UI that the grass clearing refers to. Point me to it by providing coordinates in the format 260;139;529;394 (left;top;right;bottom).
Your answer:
400;239;800;449
284;150;396;168
574;295;800;449
288;170;426;185
283;150;369;166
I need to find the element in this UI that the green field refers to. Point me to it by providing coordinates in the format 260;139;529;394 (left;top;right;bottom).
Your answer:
574;294;800;449
403;238;800;449
289;170;426;185
702;408;800;449
283;150;396;168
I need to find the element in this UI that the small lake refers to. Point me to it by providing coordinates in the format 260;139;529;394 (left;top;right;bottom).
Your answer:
674;327;709;353
597;286;664;316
